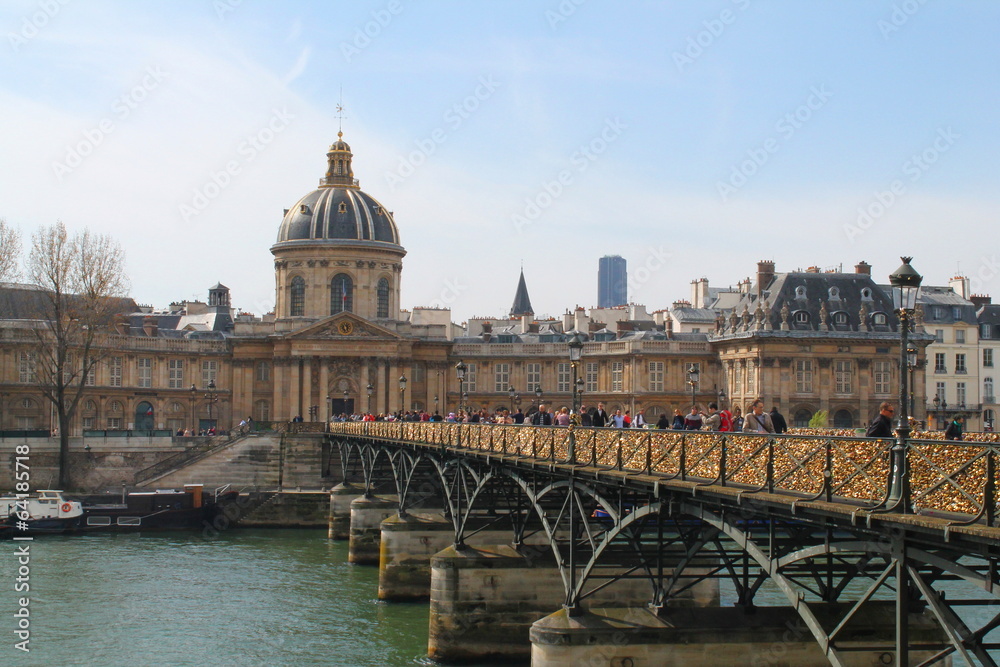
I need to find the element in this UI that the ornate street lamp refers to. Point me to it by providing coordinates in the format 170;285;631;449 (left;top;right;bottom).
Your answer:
205;379;218;428
508;386;515;412
906;344;918;420
888;256;922;512
717;387;727;409
687;365;700;410
568;333;584;417
535;385;543;408
455;360;467;414
326;395;331;423
398;375;407;413
434;394;439;416
189;383;197;430
343;388;349;417
366;383;374;415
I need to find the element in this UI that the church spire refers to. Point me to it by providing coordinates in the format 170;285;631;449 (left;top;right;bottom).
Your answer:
510;268;534;317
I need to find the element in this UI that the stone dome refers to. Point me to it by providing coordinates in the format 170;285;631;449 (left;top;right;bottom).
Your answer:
273;132;401;249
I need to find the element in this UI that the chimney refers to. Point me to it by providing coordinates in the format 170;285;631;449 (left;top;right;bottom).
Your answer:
691;278;709;309
115;316;130;335
950;276;971;299
528;322;539;333
616;321;634;338
142;315;158;337
854;261;872;275
971;294;992;308
806;266;820;274
756;261;775;298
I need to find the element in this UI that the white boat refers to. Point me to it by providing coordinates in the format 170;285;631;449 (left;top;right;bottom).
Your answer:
0;490;84;535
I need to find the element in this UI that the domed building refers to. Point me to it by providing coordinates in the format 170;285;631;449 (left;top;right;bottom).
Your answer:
272;133;405;328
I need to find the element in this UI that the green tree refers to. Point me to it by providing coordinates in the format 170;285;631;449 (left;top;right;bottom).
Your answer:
808;410;828;428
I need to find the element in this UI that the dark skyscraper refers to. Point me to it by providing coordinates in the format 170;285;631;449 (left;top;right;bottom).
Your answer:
598;255;627;308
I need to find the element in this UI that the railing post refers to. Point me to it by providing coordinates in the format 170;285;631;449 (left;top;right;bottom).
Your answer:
987;449;996;527
567;426;576;464
645;432;652;474
532;429;538;458
616;433;623;471
766;438;775;494
680;434;687;481
719;435;727;486
824;439;833;503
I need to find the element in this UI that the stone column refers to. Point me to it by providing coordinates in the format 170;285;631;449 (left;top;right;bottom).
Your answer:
319;359;330;421
348;494;399;565
290;358;302;420
328;482;363;540
274;358;289;423
301;357;313;419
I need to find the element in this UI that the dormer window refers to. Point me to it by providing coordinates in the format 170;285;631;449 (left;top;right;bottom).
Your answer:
375;206;384;215
833;311;849;326
860;288;872;300
338;202;347;214
872;312;888;326
299;204;309;214
794;311;809;324
795;286;807;299
828;287;840;300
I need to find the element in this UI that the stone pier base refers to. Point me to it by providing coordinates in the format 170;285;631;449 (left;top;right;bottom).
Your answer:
530;605;952;667
347;494;398;565
328;483;363;540
428;544;718;663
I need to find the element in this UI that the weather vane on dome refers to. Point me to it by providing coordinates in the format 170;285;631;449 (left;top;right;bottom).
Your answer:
336;87;347;136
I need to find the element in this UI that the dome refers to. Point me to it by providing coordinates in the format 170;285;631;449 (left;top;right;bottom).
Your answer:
275;187;400;246
273;132;401;249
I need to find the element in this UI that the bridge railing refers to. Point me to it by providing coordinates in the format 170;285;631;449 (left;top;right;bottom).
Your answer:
330;422;1000;520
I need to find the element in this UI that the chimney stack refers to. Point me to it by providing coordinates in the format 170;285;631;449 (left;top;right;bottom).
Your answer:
854;261;871;275
757;261;776;298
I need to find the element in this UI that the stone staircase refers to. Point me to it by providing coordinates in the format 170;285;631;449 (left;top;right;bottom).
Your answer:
135;433;284;488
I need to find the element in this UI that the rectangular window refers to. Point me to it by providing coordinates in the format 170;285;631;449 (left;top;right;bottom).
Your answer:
526;363;541;392
556;363;571;393
746;362;756;394
256;362;270;382
107;417;123;430
648;361;664;392
19;352;36;383
934;329;944;343
936;382;946;401
202;359;218;385
795;360;813;393
109;357;122;388
82;417;95;430
935;353;947;374
137;358;152;388
85;363;96;386
411;365;424;382
985;379;995;403
611;362;624;392
494;363;510;393
956;329;966;344
982;324;992;340
168;359;184;389
953;307;963;321
585;362;598;393
873;361;891;395
16;417;36;429
63;355;73;385
986;349;994;368
835;360;852;394
957;382;967;406
464;363;477;392
956;354;967;374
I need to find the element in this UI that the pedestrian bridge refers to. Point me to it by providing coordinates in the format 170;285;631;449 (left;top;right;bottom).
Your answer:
329;422;1000;666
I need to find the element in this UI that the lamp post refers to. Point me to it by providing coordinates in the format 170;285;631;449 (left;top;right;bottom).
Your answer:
717;387;727;409
434;394;439;416
366;383;374;415
398;375;407;414
888;256;922;513
343;389;349;417
906;344;918;421
455;360;466;414
568;333;584;417
189;383;197;431
687;365;700;410
535;385;543;409
326;395;331;423
205;379;218;429
508;386;515;412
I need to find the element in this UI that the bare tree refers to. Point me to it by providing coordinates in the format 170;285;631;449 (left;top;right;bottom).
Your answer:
0;217;21;282
27;221;130;488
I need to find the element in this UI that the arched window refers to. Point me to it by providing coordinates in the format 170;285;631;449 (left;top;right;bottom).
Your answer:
872;312;888;326
833;409;854;428
376;278;390;318
290;276;305;317
833;311;849;326
331;274;353;314
793;409;813;428
794;311;809;324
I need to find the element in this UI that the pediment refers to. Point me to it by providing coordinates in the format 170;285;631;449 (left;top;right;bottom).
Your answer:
284;313;404;341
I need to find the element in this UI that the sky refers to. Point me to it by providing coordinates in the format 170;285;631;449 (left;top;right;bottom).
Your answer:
1;0;998;323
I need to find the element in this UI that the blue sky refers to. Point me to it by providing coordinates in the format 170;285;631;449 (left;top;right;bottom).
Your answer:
1;0;997;322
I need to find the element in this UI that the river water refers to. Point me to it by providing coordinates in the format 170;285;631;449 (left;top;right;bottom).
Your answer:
0;530;432;667
2;529;994;666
